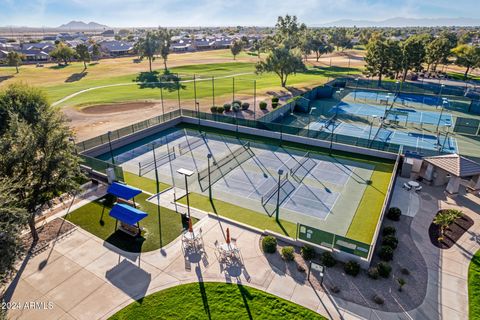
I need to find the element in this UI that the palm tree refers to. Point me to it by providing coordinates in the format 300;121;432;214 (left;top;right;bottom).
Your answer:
433;210;456;241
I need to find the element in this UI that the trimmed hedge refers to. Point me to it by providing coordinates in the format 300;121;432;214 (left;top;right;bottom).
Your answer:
210;106;218;113
387;207;402;221
262;236;277;253
321;252;336;267
281;246;295;261
382;226;396;237
259;101;267;110
377;262;392;278
344;261;360;277
379;245;394;261
216;106;224;113
300;245;315;260
382;235;398;249
241;102;250;110
223;103;231;112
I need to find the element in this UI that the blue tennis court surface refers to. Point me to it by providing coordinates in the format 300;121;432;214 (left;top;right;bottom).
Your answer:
330;101;453;126
312;121;457;153
345;91;447;107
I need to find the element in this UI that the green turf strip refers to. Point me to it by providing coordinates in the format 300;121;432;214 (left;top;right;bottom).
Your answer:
108;282;326;320
469;249;480;319
66;193;193;252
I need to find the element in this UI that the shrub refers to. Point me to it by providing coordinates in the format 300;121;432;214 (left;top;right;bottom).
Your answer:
281;246;295;261
232;104;240;112
232;100;242;106
400;267;410;276
262;236;277;253
387;207;402;221
377;262;392;278
259;101;267;110
223;103;231;112
367;267;380;279
397;278;406;291
241;102;250;110
373;295;384;305
382;226;396;237
271;97;279;103
321;252;336;267
382;235;398;249
379;245;394;261
272;102;279;109
216;106;224;113
210;106;217;113
300;245;315;260
344;261;360;277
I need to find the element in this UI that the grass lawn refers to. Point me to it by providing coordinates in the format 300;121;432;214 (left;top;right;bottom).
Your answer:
469;249;480;319
177;193;297;237
447;71;480;82
54;63;360;108
66;193;194;252
108;282;326;320
124;171;170;195
345;162;395;243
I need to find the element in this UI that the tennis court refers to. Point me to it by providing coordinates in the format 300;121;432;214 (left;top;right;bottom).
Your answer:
104;127;376;234
344;90;447;107
330;101;453;126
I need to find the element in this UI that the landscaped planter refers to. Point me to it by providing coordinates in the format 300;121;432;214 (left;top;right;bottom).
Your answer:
428;209;474;249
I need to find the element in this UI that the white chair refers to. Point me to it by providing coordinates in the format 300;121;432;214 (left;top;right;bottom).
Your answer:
415;186;422;192
403;183;412;190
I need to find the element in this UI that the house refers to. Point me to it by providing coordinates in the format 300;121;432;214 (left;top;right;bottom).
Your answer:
19;49;50;61
101;30;115;38
0;50;9;60
170;39;191;52
213;37;233;49
21;42;56;54
99;40;134;56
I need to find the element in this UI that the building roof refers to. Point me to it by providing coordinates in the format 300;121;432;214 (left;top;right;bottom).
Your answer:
99;40;133;52
109;203;148;225
424;154;480;177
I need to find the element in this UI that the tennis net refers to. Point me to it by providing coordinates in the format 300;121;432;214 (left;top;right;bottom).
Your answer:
197;142;253;191
177;132;206;156
138;150;176;176
261;174;296;216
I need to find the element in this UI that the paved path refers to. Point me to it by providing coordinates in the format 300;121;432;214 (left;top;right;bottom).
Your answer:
51;72;254;107
3;179;479;319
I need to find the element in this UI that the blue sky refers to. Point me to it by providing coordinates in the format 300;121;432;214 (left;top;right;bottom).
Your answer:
0;0;477;27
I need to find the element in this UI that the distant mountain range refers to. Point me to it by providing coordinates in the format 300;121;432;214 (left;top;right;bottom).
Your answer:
58;21;109;30
319;17;480;27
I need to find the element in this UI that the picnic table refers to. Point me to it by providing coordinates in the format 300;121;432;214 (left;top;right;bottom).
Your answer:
408;181;420;188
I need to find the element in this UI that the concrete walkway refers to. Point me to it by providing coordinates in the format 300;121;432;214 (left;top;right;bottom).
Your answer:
3;179;479;320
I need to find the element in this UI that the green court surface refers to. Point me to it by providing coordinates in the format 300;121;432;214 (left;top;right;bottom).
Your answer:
103;124;393;245
66;193;195;252
124;171;170;194
108;282;326;320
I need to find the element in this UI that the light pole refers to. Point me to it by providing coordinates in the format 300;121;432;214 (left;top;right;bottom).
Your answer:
436;99;448;133
395;81;400;95
207;153;213;201
177;168;194;219
307;107;317;137
354;78;359;100
196;102;200;130
275;169;284;222
107;131;115;164
437;83;445;108
329;118;335;156
441;123;452;152
368;115;378;141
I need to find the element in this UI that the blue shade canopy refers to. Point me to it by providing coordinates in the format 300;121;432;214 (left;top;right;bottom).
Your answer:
109;203;148;225
107;182;142;200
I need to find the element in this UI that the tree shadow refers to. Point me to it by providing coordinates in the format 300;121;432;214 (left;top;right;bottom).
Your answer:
48;64;68;70
196;266;211;319
238;284;253;319
65;72;88;83
0;75;14;83
133;70;186;91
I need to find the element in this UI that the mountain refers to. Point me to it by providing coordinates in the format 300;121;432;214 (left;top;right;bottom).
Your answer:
318;17;480;27
58;21;109;30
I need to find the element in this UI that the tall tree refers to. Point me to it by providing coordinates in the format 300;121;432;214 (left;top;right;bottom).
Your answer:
49;42;76;66
274;15;306;49
158;28;172;71
134;31;159;72
75;44;91;70
0;178;29;283
91;43;101;61
400;35;427;81
255;46;305;87
330;28;353;51
364;34;392;86
311;33;334;62
0;83;82;241
230;40;243;60
6;51;24;73
299;31;314;61
452;44;480;79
